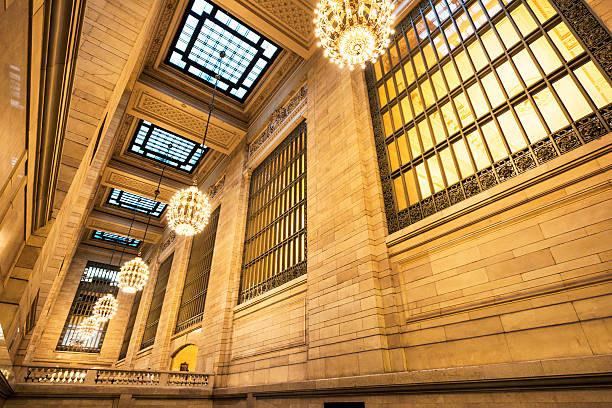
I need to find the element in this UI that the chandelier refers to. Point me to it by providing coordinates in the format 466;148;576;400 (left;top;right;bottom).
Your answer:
77;316;100;340
167;52;226;236
119;256;149;293
92;294;118;322
314;0;395;70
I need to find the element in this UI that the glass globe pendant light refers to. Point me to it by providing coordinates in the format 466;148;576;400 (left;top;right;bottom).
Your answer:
92;293;118;322
167;51;226;236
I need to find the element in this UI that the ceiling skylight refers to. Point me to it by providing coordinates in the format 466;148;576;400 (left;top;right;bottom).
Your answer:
92;230;141;248
166;0;280;101
107;188;167;217
128;120;207;173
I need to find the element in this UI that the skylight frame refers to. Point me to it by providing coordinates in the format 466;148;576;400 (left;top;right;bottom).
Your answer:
166;0;281;102
128;120;208;173
106;188;167;218
91;230;142;248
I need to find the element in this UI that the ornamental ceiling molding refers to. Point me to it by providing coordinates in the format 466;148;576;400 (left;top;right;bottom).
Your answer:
207;176;225;206
248;84;308;159
127;82;242;154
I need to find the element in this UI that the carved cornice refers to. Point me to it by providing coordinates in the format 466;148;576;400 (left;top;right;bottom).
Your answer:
207;176;225;202
160;231;176;252
248;85;308;158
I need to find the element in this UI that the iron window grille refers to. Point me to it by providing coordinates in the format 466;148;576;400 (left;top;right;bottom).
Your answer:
56;261;119;353
366;0;612;234
107;188;167;218
140;253;174;349
118;290;142;360
174;206;221;334
91;230;141;248
129;120;208;173
166;0;280;102
239;121;307;303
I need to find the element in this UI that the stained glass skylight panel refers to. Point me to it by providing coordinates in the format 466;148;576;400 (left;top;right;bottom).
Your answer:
92;230;141;248
129;120;207;173
166;0;280;101
107;188;167;217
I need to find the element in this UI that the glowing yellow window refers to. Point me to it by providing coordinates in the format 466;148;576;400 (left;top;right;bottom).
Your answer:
382;53;391;74
533;87;568;133
431;70;447;98
481;120;508;162
530;36;562;74
574;62;612;108
406;27;418;50
417;119;434;151
548;23;584;61
382;111;393;137
497;110;527;152
434;34;449;58
442;61;460;90
408;127;422;157
414;52;427;77
513;49;542;87
455;50;474;81
466;82;489;118
495;17;520;49
481;29;503;60
468;1;487;30
453;92;475;127
397;133;411;164
440;147;459;185
444;23;461;50
553;75;593;120
393;176;408;210
468;40;488;72
422;43;437;69
441;102;461;135
452;139;475;177
411;88;424;116
455;12;474;41
386;77;396;100
466;130;491;170
427;155;445;192
416;163;432;198
514;98;547;143
404;61;416;84
387;142;399;171
390;44;400;66
378;85;387;107
400;96;413;123
497;61;522;97
481;0;502;18
511;4;537;36
374;61;383;81
398;36;409;58
430;110;447;143
392;104;403;130
420;80;436;107
481;71;505;108
404;170;420;204
424;8;438;31
527;0;556;23
395;70;406;94
415;17;428;42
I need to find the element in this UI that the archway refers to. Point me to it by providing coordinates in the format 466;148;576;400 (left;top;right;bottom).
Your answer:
170;344;198;371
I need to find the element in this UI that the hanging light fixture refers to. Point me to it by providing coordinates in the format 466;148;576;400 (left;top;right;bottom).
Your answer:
92;294;118;322
167;52;226;236
77;316;100;340
314;0;395;70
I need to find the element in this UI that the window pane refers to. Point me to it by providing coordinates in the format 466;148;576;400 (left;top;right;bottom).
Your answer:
574;61;612;108
434;34;449;57
395;70;406;93
495;17;520;49
467;82;489;118
497;61;522;97
398;36;409;58
416;162;432;198
497;110;527;152
423;43;437;69
444;23;461;50
397;133;411;164
411;88;424;116
482;120;509;161
527;0;556;23
400;96;413;122
548;22;584;61
383;112;393;137
453;92;475;126
534;87;569;132
530;36;562;74
390;44;400;66
455;12;474;40
440;147;460;185
468;1;487;30
404;60;416;84
418;119;434;151
443;61;460;90
481;71;505;108
553;75;593;120
406;27;418;50
511;4;538;36
404;170;420;204
468;40;488;71
387;77;396;100
408;127;422;157
452;139;474;177
441;102;461;135
415;17;428;41
427;155;445;192
455;50;474;80
421;80;436;107
431;70;447;98
375;61;383;80
378;85;387;107
430;110;447;143
514;98;547;143
388;142;400;171
393;176;408;210
392;104;403;130
467;130;490;170
481;29;503;60
482;0;503;18
414;52;427;77
434;0;450;23
513;49;542;87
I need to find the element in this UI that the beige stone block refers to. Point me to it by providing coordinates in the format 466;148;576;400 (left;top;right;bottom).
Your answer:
402;326;446;346
573;294;612;320
486;249;555;281
505;323;592;361
539;199;612;238
403;282;437;302
444;316;504;340
501;303;578;332
479;225;544;257
429;245;481;274
581;318;612;355
550;229;612;263
436;268;488;295
357;349;386;374
521;254;600;281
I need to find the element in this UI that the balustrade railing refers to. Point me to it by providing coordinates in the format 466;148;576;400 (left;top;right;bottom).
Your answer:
24;366;88;383
167;372;209;386
95;369;160;385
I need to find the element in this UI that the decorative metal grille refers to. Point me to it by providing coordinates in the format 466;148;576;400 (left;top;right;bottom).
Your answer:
239;121;307;303
107;188;167;218
56;262;119;353
166;0;280;101
140;253;174;349
175;206;221;333
91;230;141;247
118;290;141;360
129;120;208;173
365;0;612;234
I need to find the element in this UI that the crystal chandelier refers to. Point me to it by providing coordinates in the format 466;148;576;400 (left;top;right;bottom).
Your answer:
167;52;225;236
92;294;118;322
77;316;100;340
314;0;395;70
119;256;149;293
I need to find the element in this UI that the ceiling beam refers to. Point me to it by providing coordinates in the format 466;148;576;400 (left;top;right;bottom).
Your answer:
86;210;163;243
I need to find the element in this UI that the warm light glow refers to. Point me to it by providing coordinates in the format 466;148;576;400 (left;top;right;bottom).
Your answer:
77;316;100;340
119;257;150;293
92;294;118;322
167;186;212;236
314;0;395;70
